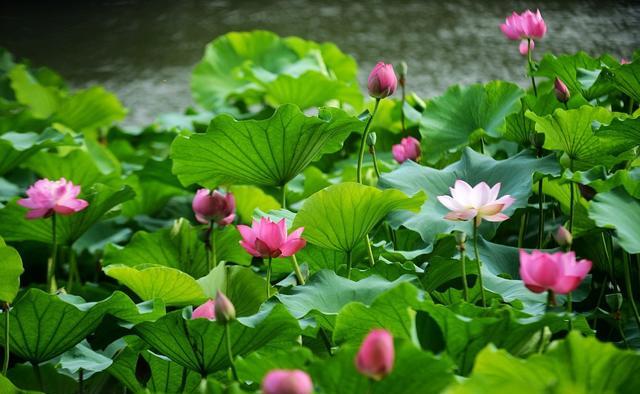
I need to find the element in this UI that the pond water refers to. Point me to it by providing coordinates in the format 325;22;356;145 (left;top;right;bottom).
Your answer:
2;0;639;125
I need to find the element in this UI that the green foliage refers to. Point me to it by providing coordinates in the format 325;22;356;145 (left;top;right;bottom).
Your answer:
0;238;23;303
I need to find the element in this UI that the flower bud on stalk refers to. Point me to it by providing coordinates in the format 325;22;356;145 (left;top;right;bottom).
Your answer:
355;329;395;380
554;77;570;103
368;62;397;99
367;132;377;154
453;230;467;251
553;226;573;248
214;290;236;324
399;61;408;87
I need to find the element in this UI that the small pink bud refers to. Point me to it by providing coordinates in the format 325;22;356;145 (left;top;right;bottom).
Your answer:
621;58;631;65
192;299;216;320
392;137;421;164
192;189;235;226
519;39;534;56
554;77;570;103
367;62;397;99
262;369;313;394
214;290;236;323
553;226;573;247
355;329;394;380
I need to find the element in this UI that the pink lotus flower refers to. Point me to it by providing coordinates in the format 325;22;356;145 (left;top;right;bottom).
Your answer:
192;188;235;225
519;250;592;294
519;39;534;56
192;299;216;320
214;290;236;323
17;178;88;219
500;9;547;41
554;77;570;103
437;180;515;226
237;217;306;258
355;329;394;381
392;136;421;163
368;62;397;99
262;369;313;394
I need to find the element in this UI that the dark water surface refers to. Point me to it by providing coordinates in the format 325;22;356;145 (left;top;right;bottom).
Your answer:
2;0;639;125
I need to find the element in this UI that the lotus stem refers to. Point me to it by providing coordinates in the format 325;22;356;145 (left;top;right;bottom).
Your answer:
266;257;272;298
460;248;469;302
225;323;238;381
568;160;575;234
291;254;305;285
566;292;573;331
623;252;640;331
472;220;487;307
365;235;375;267
518;211;528;248
527;38;538;96
281;183;287;209
2;302;9;376
211;224;217;269
347;250;353;280
370;146;381;180
537;290;554;353
79;368;84;394
357;98;380;184
33;363;44;391
49;214;58;293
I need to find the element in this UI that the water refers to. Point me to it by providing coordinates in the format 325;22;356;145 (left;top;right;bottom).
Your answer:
2;0;639;125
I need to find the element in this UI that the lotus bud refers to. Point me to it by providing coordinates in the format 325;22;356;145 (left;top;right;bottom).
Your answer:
262;369;313;394
621;58;631;65
553;226;573;247
554;78;570;103
192;188;236;226
214;290;236;323
355;329;395;380
368;62;397;99
367;132;377;147
453;231;467;251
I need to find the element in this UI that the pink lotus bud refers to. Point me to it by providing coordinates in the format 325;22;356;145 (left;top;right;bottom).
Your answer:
553;226;573;247
621;58;631;65
500;9;546;41
519;39;534;56
192;299;216;320
192;189;235;226
368;62;397;99
437;180;515;226
237;217;306;258
355;329;394;381
519;250;591;294
262;369;313;394
392;137;421;164
214;290;236;323
554;78;570;103
17;178;89;219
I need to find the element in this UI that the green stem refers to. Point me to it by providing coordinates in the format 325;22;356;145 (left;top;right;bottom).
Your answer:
225;324;238;381
49;214;57;293
67;248;78;293
592;274;608;332
281;183;287;209
266;257;272;299
356;99;381;183
211;224;217;268
79;368;84;394
291;254;305;285
370;147;381;180
2;303;9;376
365;235;375;267
629;98;635;115
460;249;469;302
479;137;485;154
517;211;528;248
566;292;573;331
527;38;538;97
319;328;333;355
568;161;575;233
400;83;406;135
623;252;640;330
537;178;545;248
538;290;554;353
472;220;486;307
33;363;44;391
346;250;353;280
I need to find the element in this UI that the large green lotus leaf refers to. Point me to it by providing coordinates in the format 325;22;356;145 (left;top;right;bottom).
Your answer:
589;188;640;254
0;373;40;394
25;148;119;187
333;283;425;345
8;64;61;118
57;341;113;380
235;347;314;384
527;105;638;170
449;332;640;394
196;263;268;317
103;265;206;307
542;178;595;237
135;304;300;375
379;148;559;245
171;104;363;187
103;219;251;278
276;270;416;323
283;36;358;82
262;71;344;109
292;182;425;252
0;128;75;175
230;185;281;224
534;52;615;100
0;289;162;363
566;167;640;199
5;362;75;394
610;61;640;102
309;341;455;394
420;81;523;162
0;238;23;302
0;183;135;245
55;86;127;132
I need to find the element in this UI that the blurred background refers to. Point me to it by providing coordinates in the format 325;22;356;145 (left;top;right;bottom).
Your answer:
1;0;639;125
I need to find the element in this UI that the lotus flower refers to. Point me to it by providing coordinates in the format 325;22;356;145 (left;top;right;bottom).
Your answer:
519;39;534;56
368;62;397;99
192;188;235;226
437;180;515;226
237;217;306;258
214;290;236;323
554;77;570;103
18;178;88;219
553;226;573;247
500;9;547;41
519;250;592;294
392;136;421;163
621;58;631;65
192;299;216;320
262;369;313;394
355;329;395;380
